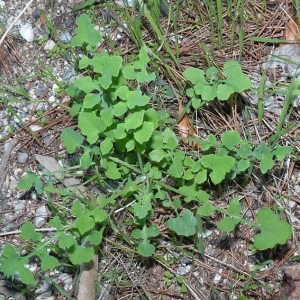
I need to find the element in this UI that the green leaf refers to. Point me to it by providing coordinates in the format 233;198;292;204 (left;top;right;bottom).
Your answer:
38;250;58;271
166;209;197;236
149;148;168;162
132;193;152;219
132;225;160;257
273;145;292;160
105;161;121;179
134;121;154;144
227;197;241;215
100;137;113;155
222;130;242;150
136;240;156;257
195;169;207;184
200;154;235;184
167;151;185;178
71;200;83;217
59;234;76;249
183;67;206;85
122;47;155;83
61;128;83;154
125;110;145;130
69;243;95;265
222;60;252;93
217;216;240;232
80;146;92;169
112;101;127;116
144;108;158;129
71;14;102;49
20;221;42;242
49;216;64;231
163;127;178;150
17;172;40;191
254;208;292;250
2;243;19;260
100;107;114;127
74;216;95;235
78;111;106;144
127;90;151;109
83;93;101;109
237;142;252;159
92;55;123;89
86;229;104;245
74;76;100;93
197;203;216;217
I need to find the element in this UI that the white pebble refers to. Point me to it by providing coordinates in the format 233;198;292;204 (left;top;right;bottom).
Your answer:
44;40;56;51
0;1;5;8
49;95;55;103
35;205;49;228
19;23;34;42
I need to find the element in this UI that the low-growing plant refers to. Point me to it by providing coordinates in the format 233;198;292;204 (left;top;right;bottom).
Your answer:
0;13;294;289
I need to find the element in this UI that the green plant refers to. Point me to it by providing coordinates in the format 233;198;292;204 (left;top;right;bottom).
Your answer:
1;13;294;288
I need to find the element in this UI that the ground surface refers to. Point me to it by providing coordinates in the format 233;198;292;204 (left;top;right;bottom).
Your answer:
1;0;300;299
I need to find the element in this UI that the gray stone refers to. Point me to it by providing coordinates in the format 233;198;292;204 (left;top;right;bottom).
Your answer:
18;152;28;164
60;31;72;44
35;205;49;228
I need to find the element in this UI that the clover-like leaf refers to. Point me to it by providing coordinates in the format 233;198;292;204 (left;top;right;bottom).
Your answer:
74;76;100;93
254;208;292;250
183;67;206;85
166;209;197;236
92;55;123;89
100;137;113;156
222;60;252;93
78;111;106;144
122;47;155;83
37;248;58;271
21;221;42;242
59;234;76;249
167;151;185;178
133;121;154;144
200;154;235;184
127;90;151;109
71;14;102;49
69;243;95;265
221;130;242;150
132;225;160;257
61;128;83;154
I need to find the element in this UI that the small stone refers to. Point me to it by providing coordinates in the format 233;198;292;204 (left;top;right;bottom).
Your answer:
9;176;18;190
29;125;42;132
0;1;5;8
59;31;72;44
27;7;33;15
48;95;55;103
176;265;191;276
32;9;42;19
44;40;56;51
63;68;75;82
35;279;52;295
19;23;34;42
58;273;73;291
35;205;49;228
18;152;28;164
15;201;25;214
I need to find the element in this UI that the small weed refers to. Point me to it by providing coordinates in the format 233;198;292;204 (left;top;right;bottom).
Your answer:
0;12;294;296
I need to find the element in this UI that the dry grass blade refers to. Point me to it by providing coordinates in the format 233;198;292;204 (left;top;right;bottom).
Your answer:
0;34;21;81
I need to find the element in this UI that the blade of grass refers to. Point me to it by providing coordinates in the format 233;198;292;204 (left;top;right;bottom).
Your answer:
216;0;223;47
141;2;179;66
257;72;266;127
268;74;300;147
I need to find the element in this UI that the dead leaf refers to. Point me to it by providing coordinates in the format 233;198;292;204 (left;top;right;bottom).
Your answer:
177;103;201;151
282;17;300;45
